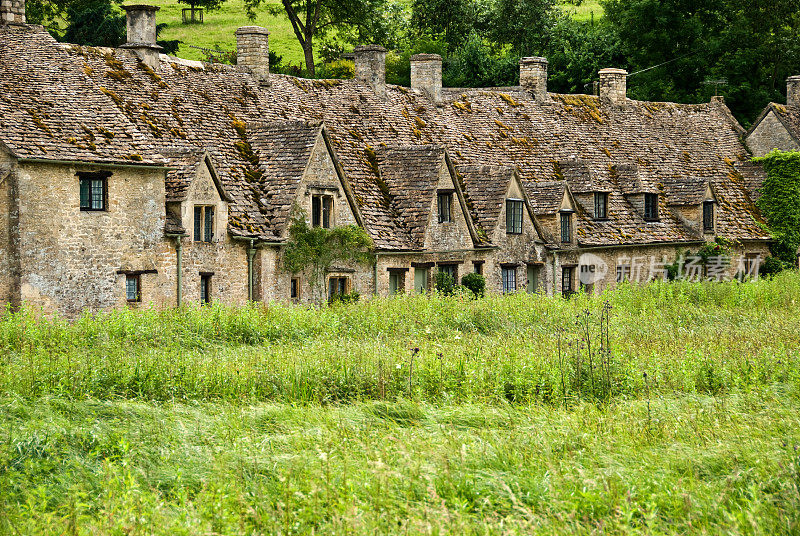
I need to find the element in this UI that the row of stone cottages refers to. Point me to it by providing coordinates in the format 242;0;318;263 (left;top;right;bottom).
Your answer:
0;3;783;317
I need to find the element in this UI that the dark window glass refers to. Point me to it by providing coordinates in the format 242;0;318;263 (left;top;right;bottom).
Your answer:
194;206;203;241
502;267;517;293
79;173;107;211
438;264;456;280
644;193;659;220
594;192;608;219
473;261;483;275
560;213;571;243
437;192;452;223
703;201;714;231
125;275;140;302
506;199;523;234
328;276;349;298
290;278;299;300
562;267;573;296
200;274;211;304
204;206;214;242
312;195;333;228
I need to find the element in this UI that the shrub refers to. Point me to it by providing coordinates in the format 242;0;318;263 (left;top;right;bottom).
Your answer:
461;273;486;297
329;291;360;305
434;271;456;295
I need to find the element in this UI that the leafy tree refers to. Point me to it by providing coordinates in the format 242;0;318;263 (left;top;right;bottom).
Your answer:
62;0;125;47
282;208;374;302
461;272;486;297
601;0;800;124
488;0;559;56
753;150;800;267
244;0;388;77
176;0;225;24
410;0;490;53
434;270;455;295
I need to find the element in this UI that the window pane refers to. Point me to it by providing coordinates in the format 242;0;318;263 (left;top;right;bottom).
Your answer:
91;179;104;210
200;275;210;304
312;196;321;227
438;194;451;223
194;206;202;241
204;206;214;242
291;279;298;299
703;202;713;230
322;197;332;228
80;178;90;209
125;275;138;301
561;214;571;243
338;278;346;295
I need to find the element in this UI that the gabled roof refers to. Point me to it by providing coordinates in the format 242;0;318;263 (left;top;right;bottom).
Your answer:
662;177;712;206
612;164;659;195
559;159;613;193
376;145;448;249
163;148;231;203
524;180;570;215
0;24;771;249
746;103;800;142
457;165;516;236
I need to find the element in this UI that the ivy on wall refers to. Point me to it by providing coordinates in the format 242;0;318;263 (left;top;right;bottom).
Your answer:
282;206;374;302
753;150;800;268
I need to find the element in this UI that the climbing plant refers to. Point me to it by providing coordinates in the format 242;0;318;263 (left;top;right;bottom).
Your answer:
753;150;800;268
282;206;374;302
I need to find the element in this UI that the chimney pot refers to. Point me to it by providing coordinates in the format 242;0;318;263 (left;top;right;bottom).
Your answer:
120;5;162;70
236;26;270;85
0;0;26;25
519;57;548;101
354;45;387;99
787;75;800;107
598;68;627;105
410;53;442;105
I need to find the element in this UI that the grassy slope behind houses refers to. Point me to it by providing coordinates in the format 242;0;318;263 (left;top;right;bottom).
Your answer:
126;0;603;66
1;273;800;533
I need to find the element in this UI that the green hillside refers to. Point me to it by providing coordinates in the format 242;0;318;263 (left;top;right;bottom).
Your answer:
125;0;603;67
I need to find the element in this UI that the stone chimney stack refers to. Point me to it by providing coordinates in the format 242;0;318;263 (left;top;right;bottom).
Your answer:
598;68;627;105
410;53;442;105
120;5;162;70
787;76;800;107
0;0;26;25
236;26;270;85
519;57;548;101
354;45;387;99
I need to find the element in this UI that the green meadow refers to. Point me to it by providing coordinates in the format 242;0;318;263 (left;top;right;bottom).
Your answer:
1;273;799;533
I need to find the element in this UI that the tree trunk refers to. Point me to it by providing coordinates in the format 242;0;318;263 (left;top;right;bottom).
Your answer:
303;39;315;77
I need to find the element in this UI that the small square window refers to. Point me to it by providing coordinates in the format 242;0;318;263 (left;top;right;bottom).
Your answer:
125;274;140;302
437;192;453;223
328;276;350;298
562;267;574;297
506;199;523;234
312;195;333;228
79;172;109;211
594;192;608;219
389;270;406;296
437;264;457;281
194;206;215;242
644;193;659;221
473;261;484;275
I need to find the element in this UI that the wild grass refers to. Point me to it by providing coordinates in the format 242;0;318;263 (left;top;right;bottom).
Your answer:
1;272;799;404
2;273;799;533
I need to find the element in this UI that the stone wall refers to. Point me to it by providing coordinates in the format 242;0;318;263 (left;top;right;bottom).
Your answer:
354;45;387;99
0;148;18;306
0;0;25;25
236;26;270;84
746;110;800;157
410;54;442;105
14;161;173;316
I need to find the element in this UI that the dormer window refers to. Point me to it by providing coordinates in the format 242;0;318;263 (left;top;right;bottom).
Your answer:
594;192;608;219
312;194;333;228
194;206;214;242
437;191;453;223
703;201;714;231
79;172;110;211
644;193;659;221
560;212;572;243
506;199;523;234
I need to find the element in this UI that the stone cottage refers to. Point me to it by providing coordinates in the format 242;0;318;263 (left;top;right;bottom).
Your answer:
746;76;800;157
0;3;771;316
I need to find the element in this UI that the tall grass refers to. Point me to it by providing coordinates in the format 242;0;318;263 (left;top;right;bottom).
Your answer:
2;272;799;404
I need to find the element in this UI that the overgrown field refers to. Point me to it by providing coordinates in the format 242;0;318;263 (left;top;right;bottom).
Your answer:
2;274;799;533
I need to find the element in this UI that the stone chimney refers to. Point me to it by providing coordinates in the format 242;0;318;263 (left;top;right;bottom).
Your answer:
787;76;800;107
0;0;26;25
236;26;270;85
354;45;387;99
520;57;548;101
120;5;162;70
410;53;442;105
598;68;628;105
